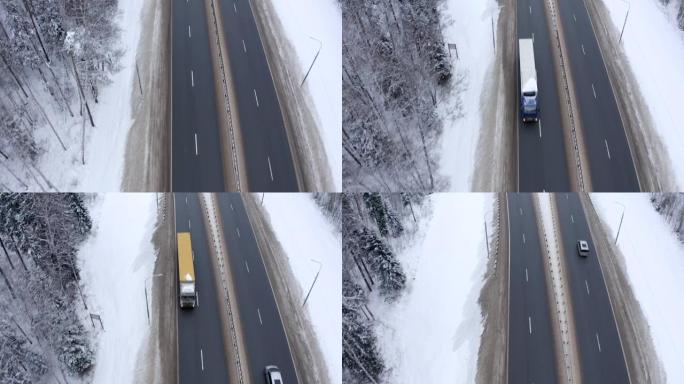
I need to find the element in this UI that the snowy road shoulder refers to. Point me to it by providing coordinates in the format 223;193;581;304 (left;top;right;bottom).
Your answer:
261;193;342;384
600;0;684;187
592;194;684;383
76;194;158;383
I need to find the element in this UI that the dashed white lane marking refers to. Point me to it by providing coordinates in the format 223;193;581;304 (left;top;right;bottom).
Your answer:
525;268;529;282
191;70;195;87
188;219;191;229
188;25;191;38
233;3;237;12
592;83;597;99
529;316;532;334
242;39;247;53
520;208;523;215
585;280;591;295
254;89;259;107
529;6;532;14
245;261;250;273
236;227;240;238
596;333;602;352
539;119;542;138
194;133;199;156
573;13;577;22
200;349;204;371
230;203;234;211
257;308;263;325
582;44;586;55
267;157;274;181
605;139;611;159
571;214;574;223
522;233;526;244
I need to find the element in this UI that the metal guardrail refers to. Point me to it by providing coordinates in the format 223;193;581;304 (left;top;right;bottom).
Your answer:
539;195;575;384
208;0;242;192
546;0;586;191
201;194;245;383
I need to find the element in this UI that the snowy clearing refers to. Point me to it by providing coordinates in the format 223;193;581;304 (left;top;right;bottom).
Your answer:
437;0;500;190
592;194;684;383
601;0;684;187
261;193;342;384
372;194;492;383
268;0;342;190
77;194;158;383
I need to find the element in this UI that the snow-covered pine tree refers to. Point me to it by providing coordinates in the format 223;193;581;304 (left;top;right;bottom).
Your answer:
352;227;406;299
343;277;384;383
0;193;94;380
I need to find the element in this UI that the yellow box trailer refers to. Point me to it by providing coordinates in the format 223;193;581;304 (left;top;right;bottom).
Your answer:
177;232;196;308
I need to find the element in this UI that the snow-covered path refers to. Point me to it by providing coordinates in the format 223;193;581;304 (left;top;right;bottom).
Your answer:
77;194;158;383
437;0;500;190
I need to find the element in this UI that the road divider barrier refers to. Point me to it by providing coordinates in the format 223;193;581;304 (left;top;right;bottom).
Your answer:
200;193;245;383
545;0;586;191
208;0;242;191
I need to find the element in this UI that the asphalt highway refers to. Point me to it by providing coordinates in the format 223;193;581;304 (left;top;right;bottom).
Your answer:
175;193;230;383
555;193;630;383
507;194;558;384
217;0;299;191
172;0;226;191
216;194;298;382
556;1;640;191
517;0;572;192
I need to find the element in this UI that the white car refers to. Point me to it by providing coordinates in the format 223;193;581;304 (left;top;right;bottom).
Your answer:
265;365;283;384
577;240;590;257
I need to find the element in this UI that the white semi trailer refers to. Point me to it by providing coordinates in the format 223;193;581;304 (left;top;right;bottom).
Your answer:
519;38;539;123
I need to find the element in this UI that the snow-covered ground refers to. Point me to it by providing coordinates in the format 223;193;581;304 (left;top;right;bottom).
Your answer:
592;194;684;383
372;194;492;383
261;193;342;384
601;0;684;188
437;0;500;190
268;0;342;190
2;0;143;191
77;194;158;383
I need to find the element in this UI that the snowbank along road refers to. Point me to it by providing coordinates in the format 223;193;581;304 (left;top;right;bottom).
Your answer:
171;0;299;192
516;0;640;191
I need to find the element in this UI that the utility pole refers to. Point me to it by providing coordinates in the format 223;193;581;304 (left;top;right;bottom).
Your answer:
484;219;490;259
614;202;625;245
145;274;164;324
618;0;630;44
302;260;322;307
301;36;322;87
